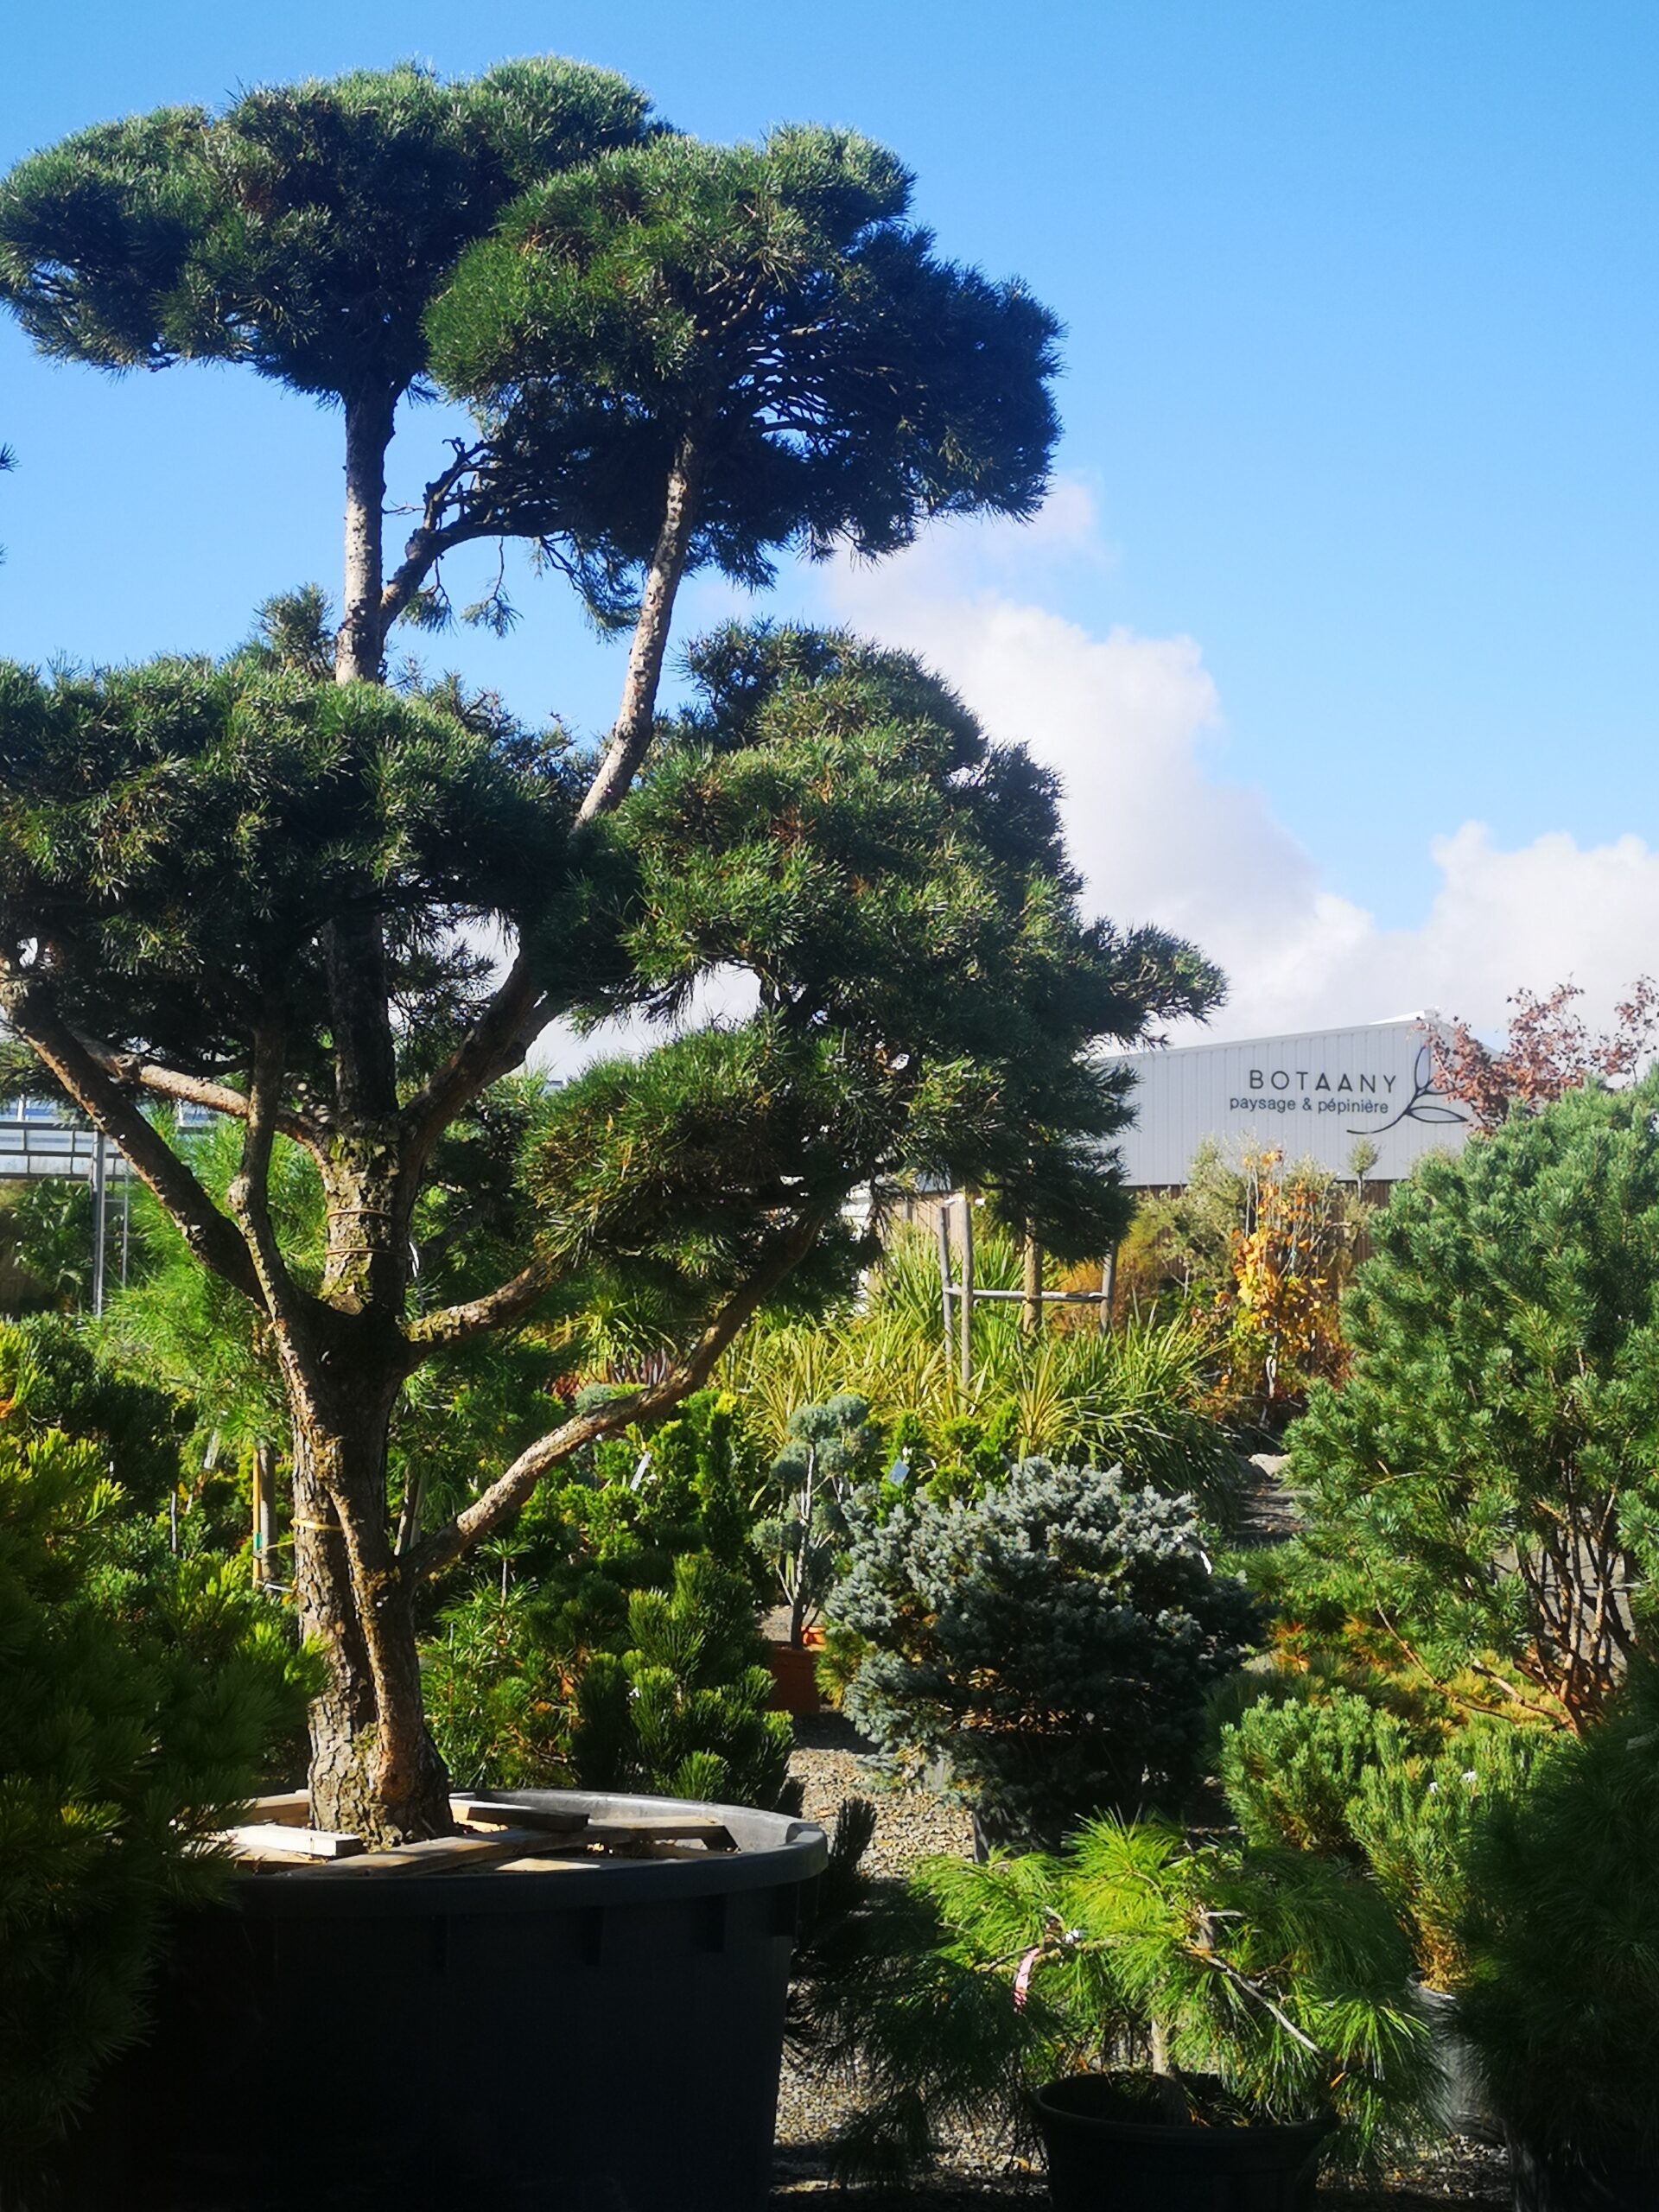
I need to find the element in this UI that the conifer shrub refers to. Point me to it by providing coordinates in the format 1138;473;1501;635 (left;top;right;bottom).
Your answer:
1218;1688;1541;1989
0;1383;311;2162
1283;1078;1659;1728
753;1393;882;1646
832;1457;1262;1848
798;1814;1432;2182
1459;1668;1659;2165
424;1389;792;1806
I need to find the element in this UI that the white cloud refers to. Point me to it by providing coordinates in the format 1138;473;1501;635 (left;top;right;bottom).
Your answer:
820;489;1659;1042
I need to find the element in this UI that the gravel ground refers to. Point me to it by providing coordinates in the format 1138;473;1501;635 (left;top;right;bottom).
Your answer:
771;1717;1510;2210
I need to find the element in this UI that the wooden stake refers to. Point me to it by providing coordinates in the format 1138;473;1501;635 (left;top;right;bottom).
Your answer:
1021;1229;1043;1337
959;1196;975;1394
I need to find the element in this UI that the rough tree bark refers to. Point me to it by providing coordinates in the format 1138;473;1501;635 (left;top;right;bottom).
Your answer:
336;390;398;685
578;429;706;823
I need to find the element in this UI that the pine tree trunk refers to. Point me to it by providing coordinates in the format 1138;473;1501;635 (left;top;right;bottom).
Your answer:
336;390;397;685
291;1392;451;1846
578;429;706;823
289;1137;450;1845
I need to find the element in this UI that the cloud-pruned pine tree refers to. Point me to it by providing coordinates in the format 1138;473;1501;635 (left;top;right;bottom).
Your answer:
0;60;658;678
425;127;1061;814
0;61;1223;1847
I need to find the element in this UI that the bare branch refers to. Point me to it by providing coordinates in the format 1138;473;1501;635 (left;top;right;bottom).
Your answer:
0;975;263;1305
409;1208;830;1582
79;1037;327;1160
404;1251;557;1357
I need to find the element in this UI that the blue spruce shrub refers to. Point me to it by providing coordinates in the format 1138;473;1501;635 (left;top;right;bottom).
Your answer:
835;1457;1262;1849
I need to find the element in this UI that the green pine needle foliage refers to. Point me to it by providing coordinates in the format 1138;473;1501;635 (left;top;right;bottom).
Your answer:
1282;1077;1659;1727
799;1817;1432;2184
1459;1665;1659;2157
1218;1688;1543;1990
0;1357;314;2160
425;1390;791;1808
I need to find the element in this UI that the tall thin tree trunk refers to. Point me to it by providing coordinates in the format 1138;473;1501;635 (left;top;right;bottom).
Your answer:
337;390;397;685
578;429;706;823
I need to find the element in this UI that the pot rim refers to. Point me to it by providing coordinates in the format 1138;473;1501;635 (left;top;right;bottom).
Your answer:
1033;2072;1335;2146
224;1786;828;1918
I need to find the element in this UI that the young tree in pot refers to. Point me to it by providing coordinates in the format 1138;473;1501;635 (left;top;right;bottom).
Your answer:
756;1392;882;1649
922;1816;1433;2205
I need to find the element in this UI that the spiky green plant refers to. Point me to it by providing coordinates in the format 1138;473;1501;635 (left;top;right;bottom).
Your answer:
797;1815;1433;2185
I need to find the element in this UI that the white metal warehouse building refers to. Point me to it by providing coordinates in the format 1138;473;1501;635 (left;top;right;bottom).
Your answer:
1110;1015;1475;1189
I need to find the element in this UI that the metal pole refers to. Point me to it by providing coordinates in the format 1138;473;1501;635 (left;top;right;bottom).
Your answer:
120;1166;131;1287
89;1138;107;1318
251;1440;276;1588
958;1195;975;1395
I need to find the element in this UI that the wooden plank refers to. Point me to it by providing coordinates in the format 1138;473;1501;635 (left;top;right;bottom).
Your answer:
450;1797;589;1836
315;1829;578;1877
586;1817;736;1853
243;1791;311;1827
226;1824;365;1862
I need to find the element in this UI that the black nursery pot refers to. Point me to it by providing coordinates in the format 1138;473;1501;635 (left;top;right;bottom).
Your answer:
1509;2128;1659;2212
56;1789;826;2212
1032;2073;1333;2212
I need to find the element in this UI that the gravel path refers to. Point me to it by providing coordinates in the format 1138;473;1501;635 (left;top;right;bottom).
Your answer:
771;1716;1509;2209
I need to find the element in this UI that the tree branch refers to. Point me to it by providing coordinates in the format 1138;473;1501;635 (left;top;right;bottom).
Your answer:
409;1207;830;1582
404;1250;558;1357
0;973;264;1306
577;426;706;824
77;1038;327;1160
398;948;550;1175
225;1027;327;1410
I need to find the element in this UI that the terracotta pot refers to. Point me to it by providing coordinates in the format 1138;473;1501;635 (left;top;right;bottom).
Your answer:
765;1634;822;1715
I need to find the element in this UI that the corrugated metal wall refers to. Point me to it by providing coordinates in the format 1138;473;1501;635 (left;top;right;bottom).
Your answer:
1109;1017;1474;1186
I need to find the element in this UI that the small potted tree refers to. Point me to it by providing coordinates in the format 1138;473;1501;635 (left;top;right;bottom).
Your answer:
755;1393;881;1713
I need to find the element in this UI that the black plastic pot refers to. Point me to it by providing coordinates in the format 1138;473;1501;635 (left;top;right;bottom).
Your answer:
1413;1983;1500;2142
1032;2073;1333;2212
1509;2130;1659;2212
56;1787;825;2212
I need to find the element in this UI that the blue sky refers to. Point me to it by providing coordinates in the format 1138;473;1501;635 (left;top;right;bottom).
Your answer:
4;1;1657;1034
